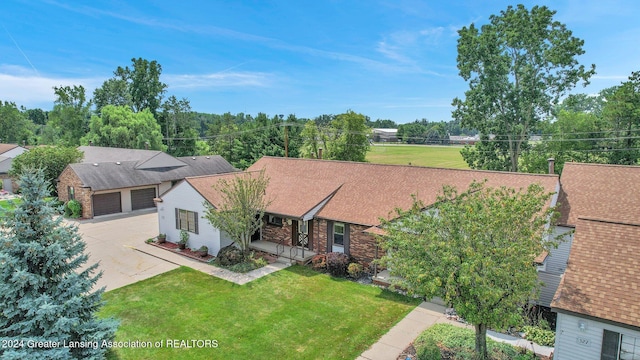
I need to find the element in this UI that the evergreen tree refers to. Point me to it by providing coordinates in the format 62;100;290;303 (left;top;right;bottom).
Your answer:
0;169;117;359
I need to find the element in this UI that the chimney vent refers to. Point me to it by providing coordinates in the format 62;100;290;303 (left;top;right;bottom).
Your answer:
318;148;323;160
547;158;555;174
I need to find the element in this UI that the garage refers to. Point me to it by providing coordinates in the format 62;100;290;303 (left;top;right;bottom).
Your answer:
131;187;156;210
93;192;122;216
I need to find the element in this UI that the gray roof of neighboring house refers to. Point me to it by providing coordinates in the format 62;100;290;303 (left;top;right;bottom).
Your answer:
70;153;237;191
78;146;187;169
0;156;11;174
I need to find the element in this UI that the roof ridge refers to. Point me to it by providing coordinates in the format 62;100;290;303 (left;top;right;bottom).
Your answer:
564;161;640;169
258;156;558;178
577;216;640;228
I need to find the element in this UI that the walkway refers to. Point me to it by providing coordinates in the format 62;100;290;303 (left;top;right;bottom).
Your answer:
358;301;554;360
135;241;290;285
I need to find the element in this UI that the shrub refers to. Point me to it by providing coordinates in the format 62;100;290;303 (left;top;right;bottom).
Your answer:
415;324;537;360
347;262;364;278
326;252;349;277
523;325;555;347
64;199;82;218
311;254;326;270
217;245;244;266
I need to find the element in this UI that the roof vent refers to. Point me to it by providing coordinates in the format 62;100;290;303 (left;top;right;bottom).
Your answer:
116;161;121;165
93;163;99;166
192;157;196;160
205;156;210;159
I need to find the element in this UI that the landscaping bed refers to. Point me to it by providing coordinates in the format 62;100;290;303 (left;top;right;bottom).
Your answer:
148;240;214;263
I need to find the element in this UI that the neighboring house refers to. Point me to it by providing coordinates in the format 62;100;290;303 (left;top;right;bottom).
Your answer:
57;146;236;219
158;157;561;299
372;128;398;142
449;135;480;145
551;163;640;360
0;143;29;193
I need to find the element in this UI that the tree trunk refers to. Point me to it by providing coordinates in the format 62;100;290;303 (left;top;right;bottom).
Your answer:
474;323;488;360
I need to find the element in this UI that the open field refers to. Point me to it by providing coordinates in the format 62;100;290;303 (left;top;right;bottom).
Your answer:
101;266;420;360
367;144;469;169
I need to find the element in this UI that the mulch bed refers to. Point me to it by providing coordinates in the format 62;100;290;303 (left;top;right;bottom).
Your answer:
149;241;214;263
397;343;551;360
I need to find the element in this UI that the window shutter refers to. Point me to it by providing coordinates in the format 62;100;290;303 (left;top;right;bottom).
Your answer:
175;208;179;229
344;223;350;256
194;211;199;234
327;221;333;253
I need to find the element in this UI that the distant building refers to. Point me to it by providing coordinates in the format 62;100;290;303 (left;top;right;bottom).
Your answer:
448;135;480;145
372;128;398;142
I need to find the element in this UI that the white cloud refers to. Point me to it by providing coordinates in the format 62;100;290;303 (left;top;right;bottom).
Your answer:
0;65;101;107
164;72;273;89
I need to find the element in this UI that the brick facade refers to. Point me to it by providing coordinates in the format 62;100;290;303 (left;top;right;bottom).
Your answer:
314;219;379;268
57;166;93;219
262;221;293;247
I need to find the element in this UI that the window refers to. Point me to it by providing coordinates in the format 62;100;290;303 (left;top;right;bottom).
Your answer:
601;330;640;360
68;186;75;201
333;222;344;246
268;215;283;226
176;208;198;234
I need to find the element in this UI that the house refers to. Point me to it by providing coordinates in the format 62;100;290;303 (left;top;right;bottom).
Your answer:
158;157;560;287
372;128;398;142
0;143;29;193
56;146;237;219
550;163;640;360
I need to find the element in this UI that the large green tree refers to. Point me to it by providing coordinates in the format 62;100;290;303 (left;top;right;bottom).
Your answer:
300;120;328;159
327;110;370;162
0;169;117;359
602;71;640;165
48;85;92;146
93;58;167;117
9;146;83;196
159;95;198;156
203;170;271;259
380;181;559;360
82;105;166;150
0;101;33;144
453;4;595;172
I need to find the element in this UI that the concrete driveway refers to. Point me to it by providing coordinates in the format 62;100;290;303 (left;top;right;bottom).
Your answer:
70;211;179;291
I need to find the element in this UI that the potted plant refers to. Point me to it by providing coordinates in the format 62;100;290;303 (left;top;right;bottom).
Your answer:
178;230;189;250
157;233;166;243
198;245;208;257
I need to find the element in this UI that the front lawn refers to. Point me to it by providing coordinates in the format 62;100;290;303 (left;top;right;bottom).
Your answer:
100;265;419;359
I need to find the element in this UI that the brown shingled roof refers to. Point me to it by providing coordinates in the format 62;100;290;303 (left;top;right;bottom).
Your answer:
558;162;640;226
185;171;343;219
551;218;640;328
245;157;558;226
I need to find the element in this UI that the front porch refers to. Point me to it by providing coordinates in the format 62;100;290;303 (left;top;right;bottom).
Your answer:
250;240;316;264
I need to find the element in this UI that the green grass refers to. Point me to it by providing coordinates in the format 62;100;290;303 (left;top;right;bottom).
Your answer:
367;144;469;169
0;198;22;212
100;266;420;360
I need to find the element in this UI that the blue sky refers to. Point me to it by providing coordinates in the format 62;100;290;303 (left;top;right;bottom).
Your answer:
1;1;639;124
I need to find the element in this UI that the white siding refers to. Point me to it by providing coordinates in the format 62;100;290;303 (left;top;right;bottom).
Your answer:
157;181;224;256
158;181;172;196
554;312;640;360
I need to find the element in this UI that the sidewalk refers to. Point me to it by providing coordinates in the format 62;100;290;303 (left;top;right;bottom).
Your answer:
358;301;554;360
134;242;290;285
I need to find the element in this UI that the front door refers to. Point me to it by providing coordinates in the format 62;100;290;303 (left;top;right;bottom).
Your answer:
293;220;310;248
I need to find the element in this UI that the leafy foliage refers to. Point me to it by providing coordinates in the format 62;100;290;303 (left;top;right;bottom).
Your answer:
414;324;537;360
380;181;559;359
453;4;595;172
0;101;33;144
326;110;371;162
326;252;349;277
522;326;555;347
0;169;117;359
81;105;166;150
64;199;82;218
9;146;83;196
347;262;364;278
203;170;271;258
48;85;92;146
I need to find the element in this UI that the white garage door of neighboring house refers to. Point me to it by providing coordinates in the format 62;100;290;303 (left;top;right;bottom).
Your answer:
131;188;156;211
93;192;122;216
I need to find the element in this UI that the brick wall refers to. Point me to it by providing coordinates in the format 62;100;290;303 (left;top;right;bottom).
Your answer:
315;219;379;268
57;167;93;219
262;221;293;246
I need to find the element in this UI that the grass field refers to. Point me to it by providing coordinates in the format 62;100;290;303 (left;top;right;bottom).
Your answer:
367;144;469;169
100;266;419;360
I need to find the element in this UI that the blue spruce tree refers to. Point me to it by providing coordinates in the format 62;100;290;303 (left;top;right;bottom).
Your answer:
0;169;117;359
